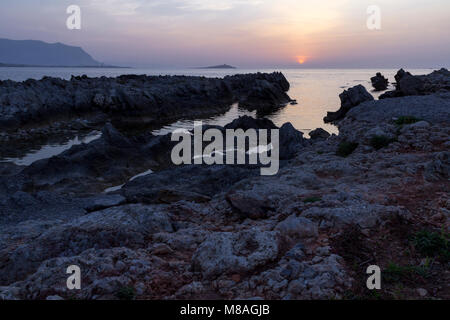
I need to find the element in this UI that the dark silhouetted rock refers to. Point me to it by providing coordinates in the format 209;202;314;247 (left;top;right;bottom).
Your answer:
224;115;277;130
223;116;308;160
371;72;389;91
380;68;450;99
394;68;409;88
398;74;424;95
324;85;374;123
309;128;331;141
279;123;309;160
229;72;291;115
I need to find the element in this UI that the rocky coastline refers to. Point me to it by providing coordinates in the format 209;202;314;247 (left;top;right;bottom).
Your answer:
0;72;292;159
0;69;448;300
0;72;291;130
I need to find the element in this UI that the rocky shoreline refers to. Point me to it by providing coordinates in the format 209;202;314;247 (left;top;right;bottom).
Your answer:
0;72;292;159
0;69;449;300
0;72;292;129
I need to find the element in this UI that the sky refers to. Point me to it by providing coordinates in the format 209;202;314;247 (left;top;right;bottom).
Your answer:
0;0;449;68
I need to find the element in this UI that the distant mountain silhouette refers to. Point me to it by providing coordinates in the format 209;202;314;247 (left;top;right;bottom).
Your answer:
0;38;102;67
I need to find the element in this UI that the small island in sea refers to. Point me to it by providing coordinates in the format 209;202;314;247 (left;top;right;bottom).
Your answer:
199;64;236;69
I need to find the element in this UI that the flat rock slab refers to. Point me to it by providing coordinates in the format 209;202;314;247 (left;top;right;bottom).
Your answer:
192;229;280;279
83;194;127;212
346;93;450;124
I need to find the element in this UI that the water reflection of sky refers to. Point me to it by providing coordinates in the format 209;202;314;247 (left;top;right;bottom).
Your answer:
2;131;101;166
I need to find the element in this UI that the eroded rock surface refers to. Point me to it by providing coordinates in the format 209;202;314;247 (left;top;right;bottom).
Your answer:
0;69;449;300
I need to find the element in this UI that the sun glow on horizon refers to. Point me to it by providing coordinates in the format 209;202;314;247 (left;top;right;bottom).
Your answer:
1;1;449;67
296;56;307;64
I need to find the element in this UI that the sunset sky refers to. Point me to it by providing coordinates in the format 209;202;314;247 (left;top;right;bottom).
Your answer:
1;0;449;68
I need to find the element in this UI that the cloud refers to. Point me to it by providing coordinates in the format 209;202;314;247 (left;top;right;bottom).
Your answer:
1;0;449;67
174;0;263;11
86;0;263;16
87;0;144;16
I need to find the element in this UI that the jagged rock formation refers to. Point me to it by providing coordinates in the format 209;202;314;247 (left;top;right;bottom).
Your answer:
380;68;450;99
0;72;291;129
323;84;374;123
371;72;389;91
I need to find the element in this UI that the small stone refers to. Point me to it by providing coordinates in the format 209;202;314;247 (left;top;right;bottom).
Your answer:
226;193;271;220
152;243;173;255
275;215;318;241
135;282;147;296
280;268;293;279
231;274;241;283
417;288;428;297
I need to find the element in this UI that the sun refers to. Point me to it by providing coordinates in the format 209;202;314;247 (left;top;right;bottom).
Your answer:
296;56;307;65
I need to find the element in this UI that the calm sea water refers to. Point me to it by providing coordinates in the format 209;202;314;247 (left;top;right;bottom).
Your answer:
0;67;433;165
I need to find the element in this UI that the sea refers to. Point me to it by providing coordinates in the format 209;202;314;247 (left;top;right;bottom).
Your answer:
0;67;433;165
